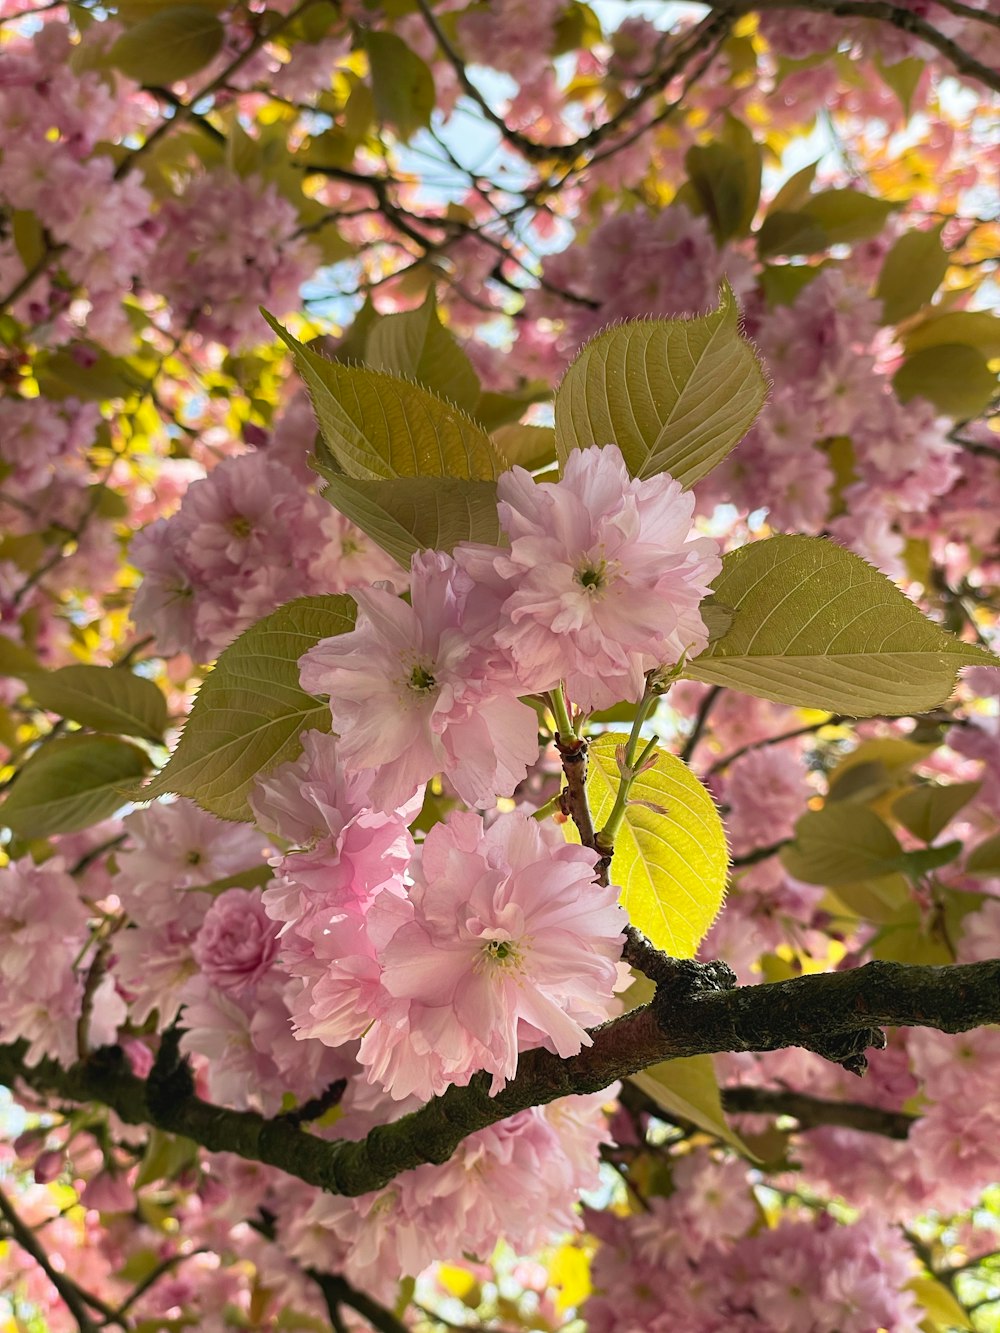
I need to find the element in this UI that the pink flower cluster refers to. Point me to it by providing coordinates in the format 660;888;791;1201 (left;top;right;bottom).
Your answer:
131;449;399;661
585;1152;919;1332
301;444;721;806
0;858;122;1066
279;1089;612;1296
524;205;754;368
145;170;319;349
258;729;624;1100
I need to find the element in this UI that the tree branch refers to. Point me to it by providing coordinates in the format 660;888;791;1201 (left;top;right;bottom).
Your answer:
721;1085;916;1138
715;0;1000;92
4;958;1000;1200
0;1185;110;1332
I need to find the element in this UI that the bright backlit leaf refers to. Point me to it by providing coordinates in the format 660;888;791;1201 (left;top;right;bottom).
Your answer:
574;734;728;957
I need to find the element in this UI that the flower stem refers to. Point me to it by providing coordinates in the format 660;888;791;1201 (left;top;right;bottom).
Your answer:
550;685;576;741
598;685;660;850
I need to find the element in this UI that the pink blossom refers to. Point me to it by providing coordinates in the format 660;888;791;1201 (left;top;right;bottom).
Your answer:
81;1171;136;1214
353;811;625;1100
723;747;812;857
299;550;540;811
460;443;721;712
192;888;281;997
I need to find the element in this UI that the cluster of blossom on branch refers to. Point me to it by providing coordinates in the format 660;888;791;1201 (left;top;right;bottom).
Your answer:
0;0;999;1330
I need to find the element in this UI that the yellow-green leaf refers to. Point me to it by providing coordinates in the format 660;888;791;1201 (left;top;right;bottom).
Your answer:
365;290;480;413
365;30;435;142
576;734;728;956
110;6;224;84
474;382;551;431
684;535;998;716
631;1055;752;1156
1;735;150;838
758;188;896;257
264;312;503;481
783;803;961;886
766;161;818;215
554;282;768;488
23;666;168;742
876;225;949;325
321;475;502;567
139;595;355;821
907;1275;974;1331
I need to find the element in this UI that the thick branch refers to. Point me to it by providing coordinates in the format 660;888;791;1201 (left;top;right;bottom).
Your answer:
3;959;1000;1200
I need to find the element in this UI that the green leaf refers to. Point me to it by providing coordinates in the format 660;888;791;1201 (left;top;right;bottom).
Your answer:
322;475;502;567
829;874;911;925
12;211;46;270
766;161;818;214
893;344;996;419
781;805;905;885
904;309;1000;358
365;30;435;142
193;864;273;896
892;780;981;843
574;734;728;956
965;833;1000;877
1;735;150;838
756;211;829;259
135;1130;198;1189
34;345;139;402
553;282;768;488
473;382;551;432
109;6;224;84
365;290;480;412
684;117;762;243
631;1055;753;1156
782;804;962;885
758;189;896;257
0;636;40;678
799;188;896;243
683;535;998;716
490;423;556;472
874;54;925;117
22;666;168;742
876;225;949;325
264;312;503;482
139;595;355;821
760;262;822;309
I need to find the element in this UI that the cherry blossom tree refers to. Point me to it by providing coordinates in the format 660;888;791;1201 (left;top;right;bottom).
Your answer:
0;0;999;1329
